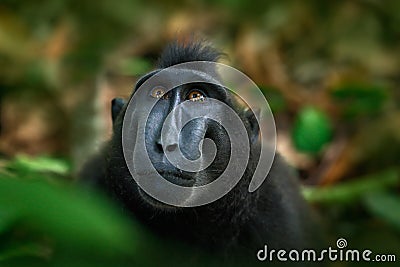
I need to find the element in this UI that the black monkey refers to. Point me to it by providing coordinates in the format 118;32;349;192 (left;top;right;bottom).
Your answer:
80;41;323;264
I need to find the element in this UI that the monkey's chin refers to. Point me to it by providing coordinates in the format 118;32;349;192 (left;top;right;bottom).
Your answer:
137;187;178;211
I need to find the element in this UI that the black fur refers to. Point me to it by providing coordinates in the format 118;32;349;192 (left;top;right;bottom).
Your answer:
157;41;222;68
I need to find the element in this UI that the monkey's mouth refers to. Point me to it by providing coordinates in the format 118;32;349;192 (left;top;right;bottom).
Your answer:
148;162;196;187
135;168;196;209
157;170;196;187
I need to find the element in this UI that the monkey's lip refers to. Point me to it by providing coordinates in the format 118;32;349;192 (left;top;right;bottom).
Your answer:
134;169;195;185
149;162;196;186
157;170;196;187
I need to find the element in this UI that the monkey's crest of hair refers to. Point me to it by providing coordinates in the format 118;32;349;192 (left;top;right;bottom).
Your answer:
157;41;223;68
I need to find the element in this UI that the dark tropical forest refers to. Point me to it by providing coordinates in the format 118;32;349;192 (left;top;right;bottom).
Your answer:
0;0;399;266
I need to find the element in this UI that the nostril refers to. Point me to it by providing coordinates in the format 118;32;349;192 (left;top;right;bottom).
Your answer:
156;141;164;153
155;140;177;153
166;144;178;152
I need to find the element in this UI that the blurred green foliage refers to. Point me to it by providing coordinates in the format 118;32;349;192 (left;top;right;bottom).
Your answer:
331;83;388;119
292;106;332;154
0;156;223;267
303;169;399;204
0;156;134;265
364;192;400;232
1;156;398;266
118;57;153;76
5;155;70;176
259;86;287;114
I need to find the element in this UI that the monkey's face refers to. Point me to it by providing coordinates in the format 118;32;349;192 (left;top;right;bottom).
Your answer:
143;83;231;188
112;70;260;209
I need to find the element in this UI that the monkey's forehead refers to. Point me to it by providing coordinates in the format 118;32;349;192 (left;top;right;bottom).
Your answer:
135;64;223;92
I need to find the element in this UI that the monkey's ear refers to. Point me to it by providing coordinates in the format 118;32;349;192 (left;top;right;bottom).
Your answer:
244;107;260;144
111;98;126;123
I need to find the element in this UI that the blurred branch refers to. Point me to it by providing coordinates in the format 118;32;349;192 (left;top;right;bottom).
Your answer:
303;168;399;204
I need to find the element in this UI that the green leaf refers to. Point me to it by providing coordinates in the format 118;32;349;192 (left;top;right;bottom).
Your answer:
331;83;387;119
363;192;400;231
292;106;332;154
0;178;138;256
0;243;51;262
259;86;287;113
7;155;70;175
0;207;18;234
0;177;221;267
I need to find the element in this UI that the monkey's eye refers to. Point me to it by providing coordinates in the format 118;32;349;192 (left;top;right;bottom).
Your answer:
187;90;205;102
151;87;169;99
